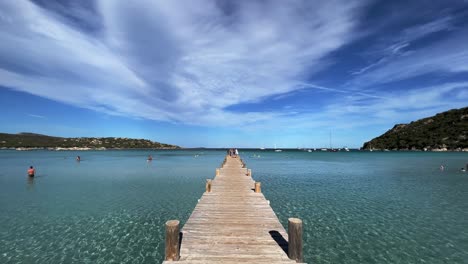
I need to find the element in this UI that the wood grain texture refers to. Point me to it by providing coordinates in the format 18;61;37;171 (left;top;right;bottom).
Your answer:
288;218;303;262
165;220;180;261
163;155;304;263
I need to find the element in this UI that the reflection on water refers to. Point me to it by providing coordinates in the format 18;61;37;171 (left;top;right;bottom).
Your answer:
0;150;467;263
26;176;34;190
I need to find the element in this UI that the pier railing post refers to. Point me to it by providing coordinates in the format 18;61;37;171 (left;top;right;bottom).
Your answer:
216;168;220;176
254;182;261;193
165;220;180;261
288;218;303;263
246;169;251;176
206;179;212;192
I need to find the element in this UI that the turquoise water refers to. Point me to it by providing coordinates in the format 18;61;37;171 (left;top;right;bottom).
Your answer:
0;150;467;263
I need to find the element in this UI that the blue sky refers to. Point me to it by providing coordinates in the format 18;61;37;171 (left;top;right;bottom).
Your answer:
0;0;467;148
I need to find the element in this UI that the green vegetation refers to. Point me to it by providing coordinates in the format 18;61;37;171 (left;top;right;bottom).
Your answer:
362;107;468;151
0;133;180;149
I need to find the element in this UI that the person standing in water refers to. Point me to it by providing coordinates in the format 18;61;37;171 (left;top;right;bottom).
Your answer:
27;166;35;177
76;156;81;162
147;155;153;161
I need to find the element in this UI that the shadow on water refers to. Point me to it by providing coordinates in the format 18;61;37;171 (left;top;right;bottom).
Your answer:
269;230;288;255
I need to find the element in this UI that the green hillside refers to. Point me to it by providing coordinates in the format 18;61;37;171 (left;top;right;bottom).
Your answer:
0;133;180;149
362;107;468;151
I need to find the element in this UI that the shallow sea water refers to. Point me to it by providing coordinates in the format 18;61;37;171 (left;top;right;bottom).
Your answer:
0;150;467;263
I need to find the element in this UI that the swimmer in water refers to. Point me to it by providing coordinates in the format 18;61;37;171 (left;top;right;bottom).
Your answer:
440;165;445;171
147;155;153;161
27;166;35;177
76;156;81;162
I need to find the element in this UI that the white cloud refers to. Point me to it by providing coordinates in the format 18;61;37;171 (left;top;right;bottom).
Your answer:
27;114;46;119
317;82;468;129
238;81;467;138
349;15;467;86
1;0;465;141
0;0;365;126
354;33;468;86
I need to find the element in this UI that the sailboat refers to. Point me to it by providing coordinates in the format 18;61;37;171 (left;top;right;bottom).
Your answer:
329;131;337;152
274;143;282;152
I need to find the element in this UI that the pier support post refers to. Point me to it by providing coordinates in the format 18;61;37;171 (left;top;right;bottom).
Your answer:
165;220;180;261
288;218;303;263
206;179;212;193
254;182;261;193
216;168;220;176
246;169;251;176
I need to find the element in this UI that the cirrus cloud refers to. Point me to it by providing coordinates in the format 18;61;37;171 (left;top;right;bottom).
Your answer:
0;0;366;126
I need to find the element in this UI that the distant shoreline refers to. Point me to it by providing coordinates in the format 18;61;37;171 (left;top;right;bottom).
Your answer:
1;147;467;152
0;132;180;150
0;147;179;151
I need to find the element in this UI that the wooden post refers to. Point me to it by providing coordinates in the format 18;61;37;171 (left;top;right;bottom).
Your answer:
288;218;303;263
165;220;180;261
206;179;212;192
254;182;261;193
216;168;220;176
247;169;251;176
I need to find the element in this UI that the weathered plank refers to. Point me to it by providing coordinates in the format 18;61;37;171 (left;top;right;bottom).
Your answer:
163;155;304;263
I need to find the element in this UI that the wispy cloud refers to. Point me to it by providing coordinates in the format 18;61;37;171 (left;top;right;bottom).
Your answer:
0;0;466;142
243;81;468;140
27;114;47;119
350;31;468;87
319;81;468;129
348;13;466;87
0;0;366;126
298;83;388;99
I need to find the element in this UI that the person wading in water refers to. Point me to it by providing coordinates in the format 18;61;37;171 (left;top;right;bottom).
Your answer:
27;166;35;177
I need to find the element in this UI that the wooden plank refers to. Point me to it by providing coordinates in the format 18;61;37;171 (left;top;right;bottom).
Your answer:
165;155;302;264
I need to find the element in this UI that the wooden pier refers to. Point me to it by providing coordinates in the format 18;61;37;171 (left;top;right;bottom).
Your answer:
163;155;304;263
